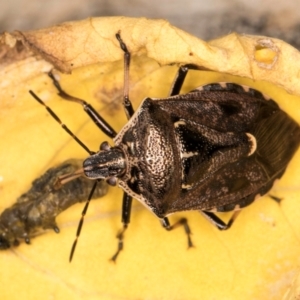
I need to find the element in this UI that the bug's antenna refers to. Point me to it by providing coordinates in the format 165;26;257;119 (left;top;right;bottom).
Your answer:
29;90;93;155
69;180;98;262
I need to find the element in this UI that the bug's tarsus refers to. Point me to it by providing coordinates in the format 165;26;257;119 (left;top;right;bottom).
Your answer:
161;217;194;248
110;225;127;262
201;210;241;231
110;192;133;262
29;90;92;155
69;180;99;262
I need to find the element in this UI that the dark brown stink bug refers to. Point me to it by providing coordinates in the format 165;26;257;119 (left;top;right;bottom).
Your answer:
29;33;300;261
0;159;108;249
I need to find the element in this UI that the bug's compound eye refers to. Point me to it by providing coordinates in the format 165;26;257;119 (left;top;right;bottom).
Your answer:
106;177;117;186
100;141;111;151
0;235;11;250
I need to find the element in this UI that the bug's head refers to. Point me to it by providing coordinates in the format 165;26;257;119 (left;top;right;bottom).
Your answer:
83;142;126;184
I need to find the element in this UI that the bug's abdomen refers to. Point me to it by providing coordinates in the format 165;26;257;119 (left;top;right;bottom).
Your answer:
253;107;300;178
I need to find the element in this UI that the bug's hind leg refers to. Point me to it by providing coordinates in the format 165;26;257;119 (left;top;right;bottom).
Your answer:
110;193;133;262
200;210;241;230
161;217;194;248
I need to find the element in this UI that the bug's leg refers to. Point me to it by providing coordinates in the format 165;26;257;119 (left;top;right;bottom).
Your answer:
115;32;135;119
47;72;117;139
169;64;203;96
161;217;194;248
169;65;190;96
200;210;241;230
110;192;133;262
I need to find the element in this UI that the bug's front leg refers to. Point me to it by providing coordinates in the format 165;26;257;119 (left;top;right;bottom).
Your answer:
110;192;133;262
161;217;194;248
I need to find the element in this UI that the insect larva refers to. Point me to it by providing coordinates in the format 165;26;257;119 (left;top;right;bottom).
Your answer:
0;159;108;249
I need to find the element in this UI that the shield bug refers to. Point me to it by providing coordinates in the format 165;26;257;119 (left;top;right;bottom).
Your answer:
29;32;300;262
0;159;108;249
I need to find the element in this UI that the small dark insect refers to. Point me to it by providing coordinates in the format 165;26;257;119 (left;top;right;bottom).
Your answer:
29;33;300;262
0;159;108;249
